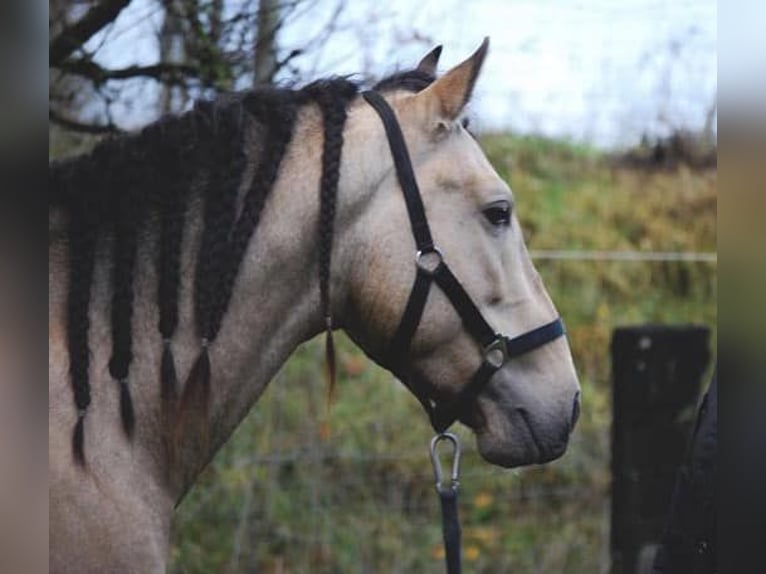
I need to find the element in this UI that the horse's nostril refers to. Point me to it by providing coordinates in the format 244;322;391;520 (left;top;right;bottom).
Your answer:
571;392;581;429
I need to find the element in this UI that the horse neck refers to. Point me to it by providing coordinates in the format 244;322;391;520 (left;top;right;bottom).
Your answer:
164;103;382;499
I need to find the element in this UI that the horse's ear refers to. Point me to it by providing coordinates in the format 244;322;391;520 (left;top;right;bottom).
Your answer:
418;37;489;121
416;45;443;76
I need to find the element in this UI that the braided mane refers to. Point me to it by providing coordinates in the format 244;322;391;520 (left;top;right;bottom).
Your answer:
49;69;435;466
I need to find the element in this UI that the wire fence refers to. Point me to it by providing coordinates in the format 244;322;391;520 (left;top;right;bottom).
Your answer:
529;250;717;262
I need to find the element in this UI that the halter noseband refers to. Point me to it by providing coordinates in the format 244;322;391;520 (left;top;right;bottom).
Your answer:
362;90;566;433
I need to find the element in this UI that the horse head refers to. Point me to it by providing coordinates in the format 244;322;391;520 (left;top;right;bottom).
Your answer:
341;40;581;467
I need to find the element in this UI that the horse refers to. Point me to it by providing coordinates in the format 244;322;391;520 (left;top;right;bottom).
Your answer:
49;39;580;573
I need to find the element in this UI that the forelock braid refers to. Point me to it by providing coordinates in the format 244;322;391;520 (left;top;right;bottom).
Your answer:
303;78;359;400
65;146;108;466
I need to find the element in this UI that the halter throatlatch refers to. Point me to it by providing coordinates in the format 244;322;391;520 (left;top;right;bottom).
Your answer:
362;90;566;433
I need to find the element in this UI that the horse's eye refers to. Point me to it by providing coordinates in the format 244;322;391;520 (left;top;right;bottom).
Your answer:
483;202;512;227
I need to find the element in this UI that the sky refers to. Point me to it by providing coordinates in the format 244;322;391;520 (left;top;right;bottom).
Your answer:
87;0;718;149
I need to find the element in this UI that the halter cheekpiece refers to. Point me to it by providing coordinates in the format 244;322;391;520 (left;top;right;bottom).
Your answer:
362;90;566;433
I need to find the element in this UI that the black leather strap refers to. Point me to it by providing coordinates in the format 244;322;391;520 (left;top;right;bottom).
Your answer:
389;268;432;361
432;262;497;348
430;318;565;432
438;488;462;574
362;89;566;434
505;317;565;359
362;90;434;251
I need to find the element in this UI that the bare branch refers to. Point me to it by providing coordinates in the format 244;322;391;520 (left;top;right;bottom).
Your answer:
272;49;303;77
49;109;123;135
59;58;200;85
50;0;133;66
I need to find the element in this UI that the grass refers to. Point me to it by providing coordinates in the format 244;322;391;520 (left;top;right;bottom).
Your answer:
169;134;716;573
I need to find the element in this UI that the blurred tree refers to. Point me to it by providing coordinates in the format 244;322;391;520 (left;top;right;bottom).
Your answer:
48;0;346;136
254;0;279;86
158;0;188;114
49;0;111;155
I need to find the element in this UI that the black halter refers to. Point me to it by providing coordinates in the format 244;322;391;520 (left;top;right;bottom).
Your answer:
362;90;566;433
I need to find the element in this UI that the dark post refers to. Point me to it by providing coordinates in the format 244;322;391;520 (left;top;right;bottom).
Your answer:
609;325;710;574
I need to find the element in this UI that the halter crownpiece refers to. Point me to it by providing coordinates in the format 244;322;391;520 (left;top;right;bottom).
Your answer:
361;90;566;433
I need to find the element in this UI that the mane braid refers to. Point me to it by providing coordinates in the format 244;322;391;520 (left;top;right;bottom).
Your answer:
54;105;212;463
64;146;109;466
178;88;300;444
303;78;360;400
53;65;434;466
206;88;301;337
67;218;98;466
192;99;245;342
107;139;141;439
181;98;248;445
157;116;197;422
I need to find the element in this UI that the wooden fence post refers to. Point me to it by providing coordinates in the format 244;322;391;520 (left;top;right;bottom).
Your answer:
609;325;710;574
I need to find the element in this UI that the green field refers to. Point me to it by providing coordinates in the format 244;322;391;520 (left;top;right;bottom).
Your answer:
169;134;717;573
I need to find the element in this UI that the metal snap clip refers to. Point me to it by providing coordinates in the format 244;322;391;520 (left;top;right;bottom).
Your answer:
430;432;461;493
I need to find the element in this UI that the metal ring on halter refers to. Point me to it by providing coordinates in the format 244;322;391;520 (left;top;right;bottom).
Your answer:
483;337;508;370
430;432;461;493
416;247;443;276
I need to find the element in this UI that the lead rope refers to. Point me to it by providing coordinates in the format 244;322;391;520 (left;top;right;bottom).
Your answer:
430;433;463;574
